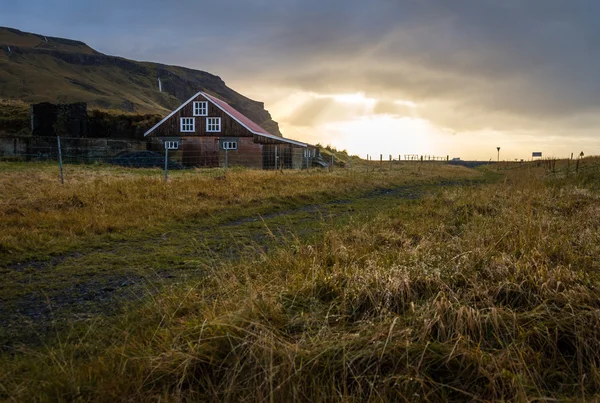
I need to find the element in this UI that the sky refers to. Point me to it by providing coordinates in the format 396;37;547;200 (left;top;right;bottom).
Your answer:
1;0;599;160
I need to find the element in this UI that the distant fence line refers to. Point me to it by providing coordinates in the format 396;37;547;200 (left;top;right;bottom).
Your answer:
0;136;455;170
4;135;586;183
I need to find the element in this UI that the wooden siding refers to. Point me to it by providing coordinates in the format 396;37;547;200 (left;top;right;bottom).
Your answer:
218;137;263;169
292;147;305;169
152;94;255;138
181;137;220;167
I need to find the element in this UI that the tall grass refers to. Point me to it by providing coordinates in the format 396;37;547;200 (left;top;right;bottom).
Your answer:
1;161;599;401
0;162;477;263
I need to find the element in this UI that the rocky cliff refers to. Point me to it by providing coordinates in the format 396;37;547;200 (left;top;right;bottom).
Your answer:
0;27;281;136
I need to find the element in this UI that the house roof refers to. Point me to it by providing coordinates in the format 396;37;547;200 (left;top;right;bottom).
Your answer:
144;91;307;147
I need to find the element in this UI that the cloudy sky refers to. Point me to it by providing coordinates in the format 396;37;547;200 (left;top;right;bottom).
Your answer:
2;0;599;159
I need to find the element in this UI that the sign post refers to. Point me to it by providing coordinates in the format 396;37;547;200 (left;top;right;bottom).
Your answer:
163;139;180;182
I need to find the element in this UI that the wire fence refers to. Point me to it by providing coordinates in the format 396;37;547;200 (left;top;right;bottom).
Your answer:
3;135;590;182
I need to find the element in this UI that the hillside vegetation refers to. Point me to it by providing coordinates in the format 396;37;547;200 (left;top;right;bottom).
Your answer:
0;99;30;135
0;27;281;135
1;159;600;401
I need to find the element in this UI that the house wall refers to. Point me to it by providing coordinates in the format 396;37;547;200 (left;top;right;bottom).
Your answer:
218;137;263;169
152;94;255;138
181;137;220;167
149;93;308;169
293;147;305;169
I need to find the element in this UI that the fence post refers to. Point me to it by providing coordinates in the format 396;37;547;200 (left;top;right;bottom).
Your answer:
331;153;334;172
57;136;64;184
164;146;169;182
225;148;229;169
349;156;352;173
389;154;392;171
275;145;278;170
380;154;382;171
305;149;309;172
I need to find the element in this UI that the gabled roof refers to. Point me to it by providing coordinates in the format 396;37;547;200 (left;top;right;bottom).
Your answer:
144;91;307;147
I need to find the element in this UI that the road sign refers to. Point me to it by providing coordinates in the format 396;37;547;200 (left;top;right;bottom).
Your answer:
532;152;542;157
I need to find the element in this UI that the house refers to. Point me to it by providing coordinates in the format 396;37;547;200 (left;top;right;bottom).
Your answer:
144;91;312;169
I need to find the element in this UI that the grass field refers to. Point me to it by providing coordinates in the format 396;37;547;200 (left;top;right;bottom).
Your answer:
1;159;600;401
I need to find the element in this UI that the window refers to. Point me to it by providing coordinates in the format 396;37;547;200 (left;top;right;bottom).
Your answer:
164;141;179;150
180;117;195;132
193;101;208;116
222;141;237;150
206;117;221;132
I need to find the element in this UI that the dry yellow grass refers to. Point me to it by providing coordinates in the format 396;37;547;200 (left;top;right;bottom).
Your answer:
0;161;478;263
1;160;600;401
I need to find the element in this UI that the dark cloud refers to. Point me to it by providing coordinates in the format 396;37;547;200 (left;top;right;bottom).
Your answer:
1;0;600;135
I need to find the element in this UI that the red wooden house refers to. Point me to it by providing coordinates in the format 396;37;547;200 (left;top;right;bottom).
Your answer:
144;91;311;169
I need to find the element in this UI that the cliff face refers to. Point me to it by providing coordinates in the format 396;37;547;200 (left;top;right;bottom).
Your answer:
0;27;281;136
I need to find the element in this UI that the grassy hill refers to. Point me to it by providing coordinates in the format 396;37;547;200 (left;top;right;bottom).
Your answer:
0;27;281;135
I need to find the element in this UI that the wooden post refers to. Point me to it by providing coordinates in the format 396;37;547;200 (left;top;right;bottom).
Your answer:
380;154;382;171
164;146;169;182
306;149;309;172
331;153;334;172
389;154;392;171
225;148;229;169
274;145;278;170
57;136;64;184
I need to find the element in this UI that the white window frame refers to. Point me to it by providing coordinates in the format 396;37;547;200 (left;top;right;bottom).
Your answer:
164;141;179;150
180;117;195;133
193;101;208;116
223;141;238;150
206;117;221;133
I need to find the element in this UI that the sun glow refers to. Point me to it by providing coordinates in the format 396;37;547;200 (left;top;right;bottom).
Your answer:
315;92;377;105
321;115;435;158
235;88;444;158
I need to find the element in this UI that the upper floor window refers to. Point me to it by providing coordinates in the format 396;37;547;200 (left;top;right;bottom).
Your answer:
193;101;208;116
180;117;195;132
207;117;221;132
